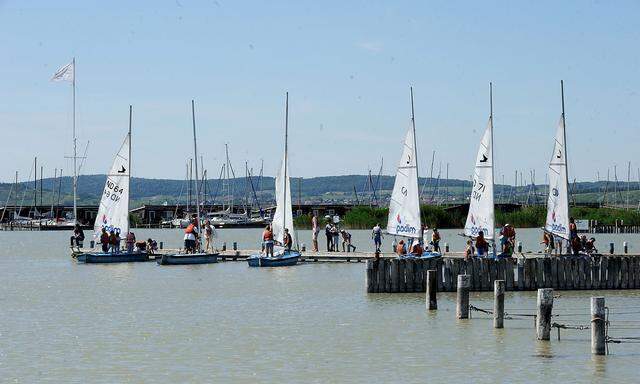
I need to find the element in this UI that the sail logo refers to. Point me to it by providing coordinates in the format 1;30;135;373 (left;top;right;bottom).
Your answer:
395;215;417;235
102;214;107;224
552;210;556;222
470;214;476;225
468;225;488;237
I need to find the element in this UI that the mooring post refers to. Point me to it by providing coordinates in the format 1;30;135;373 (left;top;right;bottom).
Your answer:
591;297;606;355
456;274;470;319
445;243;450;253
494;280;505;328
90;240;95;249
233;241;238;251
222;242;227;251
609;242;614;255
159;241;163;250
426;269;437;310
517;241;522;253
623;241;628;254
536;288;554;340
301;243;306;251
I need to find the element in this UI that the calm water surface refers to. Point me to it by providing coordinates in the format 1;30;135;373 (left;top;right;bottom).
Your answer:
1;229;640;383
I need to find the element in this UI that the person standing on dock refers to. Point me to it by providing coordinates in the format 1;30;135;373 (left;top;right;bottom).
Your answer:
204;220;216;253
340;230;356;252
311;214;319;252
108;230;117;253
263;225;274;257
372;223;383;251
325;222;333;252
464;239;475;260
331;224;340;252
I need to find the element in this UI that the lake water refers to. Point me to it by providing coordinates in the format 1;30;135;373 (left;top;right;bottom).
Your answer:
2;229;640;383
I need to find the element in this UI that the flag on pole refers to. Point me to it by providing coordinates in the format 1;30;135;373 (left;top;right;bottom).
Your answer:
51;60;74;82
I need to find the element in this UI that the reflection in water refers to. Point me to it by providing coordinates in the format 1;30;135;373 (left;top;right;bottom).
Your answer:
534;340;554;359
591;354;607;377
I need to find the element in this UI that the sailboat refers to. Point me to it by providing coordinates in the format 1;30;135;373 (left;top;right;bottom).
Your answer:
387;87;440;258
463;83;496;255
247;92;300;267
76;106;150;263
158;100;219;265
544;81;571;252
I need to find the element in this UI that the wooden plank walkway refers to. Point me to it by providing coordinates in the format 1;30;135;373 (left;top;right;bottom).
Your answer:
366;255;640;292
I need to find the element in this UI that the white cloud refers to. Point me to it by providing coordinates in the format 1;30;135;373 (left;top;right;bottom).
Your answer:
357;41;383;53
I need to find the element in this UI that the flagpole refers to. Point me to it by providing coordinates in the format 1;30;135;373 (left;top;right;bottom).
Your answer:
72;57;78;225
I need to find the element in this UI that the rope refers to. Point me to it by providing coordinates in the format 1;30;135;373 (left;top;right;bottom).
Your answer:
552;322;590;330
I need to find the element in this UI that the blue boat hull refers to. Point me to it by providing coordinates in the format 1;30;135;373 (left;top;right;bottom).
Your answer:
75;252;151;263
157;253;219;265
398;251;442;260
247;251;300;267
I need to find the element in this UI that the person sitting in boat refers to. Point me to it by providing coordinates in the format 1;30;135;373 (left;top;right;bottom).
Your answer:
585;237;597;254
431;229;441;253
135;240;147;252
570;235;582;255
146;238;157;255
340;230;356;253
498;238;514;258
395;239;407;256
125;231;136;253
475;231;489;257
410;239;423;256
99;228;109;253
283;228;293;251
262;225;274;257
70;224;85;251
464;239;475;260
108;230;118;253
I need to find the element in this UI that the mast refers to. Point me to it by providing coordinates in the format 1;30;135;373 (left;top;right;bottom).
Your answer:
127;105;132;232
50;168;57;216
283;92;289;232
561;80;569;221
72;57;78;225
410;87;420;207
191;100;202;249
33;157;37;215
489;82;495;232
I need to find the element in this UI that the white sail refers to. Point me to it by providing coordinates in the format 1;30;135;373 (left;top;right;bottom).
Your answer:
271;156;295;245
545;117;570;240
464;118;495;239
387;125;421;238
93;134;130;238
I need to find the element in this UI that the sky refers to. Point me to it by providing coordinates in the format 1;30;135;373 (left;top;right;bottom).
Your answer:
1;0;639;184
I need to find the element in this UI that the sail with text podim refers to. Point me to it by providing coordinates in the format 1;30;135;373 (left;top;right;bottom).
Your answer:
464;118;495;239
387;125;421;238
93;134;130;238
544;117;570;240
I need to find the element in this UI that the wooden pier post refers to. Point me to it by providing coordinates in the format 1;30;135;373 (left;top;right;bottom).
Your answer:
623;241;628;254
591;297;606;355
159;241;163;250
536;288;554;340
426;269;437;310
494;280;505;328
456;274;470;319
233;241;238;251
609;242;614;254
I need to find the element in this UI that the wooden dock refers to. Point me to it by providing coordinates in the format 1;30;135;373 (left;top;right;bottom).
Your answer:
366;255;640;293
